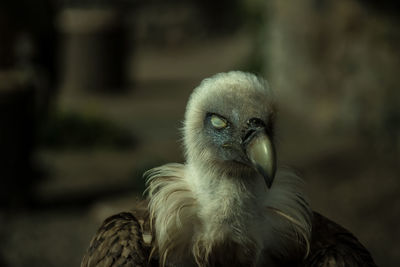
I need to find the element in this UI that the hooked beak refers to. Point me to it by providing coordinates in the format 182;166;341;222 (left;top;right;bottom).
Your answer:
244;131;276;188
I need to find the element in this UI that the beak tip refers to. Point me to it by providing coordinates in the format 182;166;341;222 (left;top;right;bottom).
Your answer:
255;163;275;189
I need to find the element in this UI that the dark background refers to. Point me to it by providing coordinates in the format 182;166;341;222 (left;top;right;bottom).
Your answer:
0;0;399;266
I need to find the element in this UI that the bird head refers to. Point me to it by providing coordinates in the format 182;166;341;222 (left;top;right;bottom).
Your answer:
183;71;277;188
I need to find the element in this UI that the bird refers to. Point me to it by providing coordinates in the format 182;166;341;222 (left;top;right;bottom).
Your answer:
81;71;377;267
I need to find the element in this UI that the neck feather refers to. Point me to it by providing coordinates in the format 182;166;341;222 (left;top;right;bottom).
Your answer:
145;162;312;266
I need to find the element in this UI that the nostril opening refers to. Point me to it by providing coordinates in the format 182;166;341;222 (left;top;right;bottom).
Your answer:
243;129;256;142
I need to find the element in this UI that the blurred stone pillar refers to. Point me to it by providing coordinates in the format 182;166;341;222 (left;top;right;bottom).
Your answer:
58;8;127;92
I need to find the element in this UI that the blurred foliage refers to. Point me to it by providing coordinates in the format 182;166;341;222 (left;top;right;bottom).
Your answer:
37;111;136;150
237;0;268;74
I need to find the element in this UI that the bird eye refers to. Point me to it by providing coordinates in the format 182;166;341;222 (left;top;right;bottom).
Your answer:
210;115;227;129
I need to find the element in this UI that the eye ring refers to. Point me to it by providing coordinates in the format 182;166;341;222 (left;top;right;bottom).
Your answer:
210;114;228;129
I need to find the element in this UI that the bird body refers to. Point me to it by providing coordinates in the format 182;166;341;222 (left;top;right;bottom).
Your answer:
81;71;377;267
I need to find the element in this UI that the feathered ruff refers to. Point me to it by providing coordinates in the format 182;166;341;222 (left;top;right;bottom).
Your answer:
145;163;312;267
145;163;198;266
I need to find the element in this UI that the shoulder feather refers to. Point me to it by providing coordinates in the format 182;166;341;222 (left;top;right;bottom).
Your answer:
304;212;377;267
81;212;153;267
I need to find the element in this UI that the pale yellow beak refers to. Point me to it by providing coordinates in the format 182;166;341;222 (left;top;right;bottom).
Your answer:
245;132;276;188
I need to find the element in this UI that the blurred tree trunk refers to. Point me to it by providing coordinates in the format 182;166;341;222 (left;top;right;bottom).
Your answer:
265;0;400;157
0;72;36;206
0;0;58;206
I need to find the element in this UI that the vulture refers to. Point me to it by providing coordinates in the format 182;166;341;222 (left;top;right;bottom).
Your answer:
81;71;377;267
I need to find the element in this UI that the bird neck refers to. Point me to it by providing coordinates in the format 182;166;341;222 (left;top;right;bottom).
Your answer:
187;160;265;223
186;161;313;264
185;161;266;265
147;162;312;266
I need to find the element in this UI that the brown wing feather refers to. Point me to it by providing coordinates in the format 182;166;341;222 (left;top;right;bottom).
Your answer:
303;212;377;267
81;211;154;267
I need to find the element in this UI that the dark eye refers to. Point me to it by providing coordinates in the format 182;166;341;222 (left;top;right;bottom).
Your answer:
210;114;227;129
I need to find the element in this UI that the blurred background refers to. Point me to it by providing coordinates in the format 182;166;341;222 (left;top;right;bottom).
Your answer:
0;0;399;266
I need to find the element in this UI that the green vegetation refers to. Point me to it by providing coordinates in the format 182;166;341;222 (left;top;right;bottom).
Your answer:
38;110;136;150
